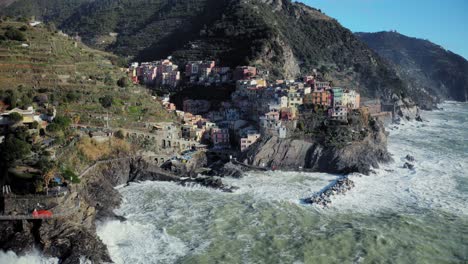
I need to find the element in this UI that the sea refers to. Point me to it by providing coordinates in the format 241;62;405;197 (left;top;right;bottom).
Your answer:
2;102;467;264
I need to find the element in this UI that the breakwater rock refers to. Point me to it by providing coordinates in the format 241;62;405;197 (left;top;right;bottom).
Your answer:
303;177;355;207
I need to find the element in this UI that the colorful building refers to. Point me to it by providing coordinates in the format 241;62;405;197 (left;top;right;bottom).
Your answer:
233;66;257;81
331;87;344;106
240;132;261;152
304;90;331;107
342;90;361;109
211;127;230;147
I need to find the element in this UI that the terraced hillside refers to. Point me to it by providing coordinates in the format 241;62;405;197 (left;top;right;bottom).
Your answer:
0;20;174;128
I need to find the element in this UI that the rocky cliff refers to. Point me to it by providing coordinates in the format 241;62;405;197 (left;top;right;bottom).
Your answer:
242;118;391;175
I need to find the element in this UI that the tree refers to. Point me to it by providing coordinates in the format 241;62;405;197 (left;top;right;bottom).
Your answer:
47;116;71;133
117;77;130;88
0;135;31;163
104;73;114;85
115;129;125;139
4;89;18;108
43;167;57;194
8;112;23;123
99;95;113;108
53;116;71;129
4;27;26;41
31;121;39;129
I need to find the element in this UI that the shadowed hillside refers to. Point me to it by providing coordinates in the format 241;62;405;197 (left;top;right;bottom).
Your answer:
357;31;468;104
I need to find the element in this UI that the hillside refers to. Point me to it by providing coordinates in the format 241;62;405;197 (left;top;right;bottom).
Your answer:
2;0;411;102
357;31;468;103
0;19;173;128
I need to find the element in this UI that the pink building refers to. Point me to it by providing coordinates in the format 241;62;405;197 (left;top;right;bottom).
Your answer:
234;66;257;81
211;127;230;147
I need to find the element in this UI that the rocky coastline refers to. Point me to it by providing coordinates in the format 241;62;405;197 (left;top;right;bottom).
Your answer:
0;104;416;263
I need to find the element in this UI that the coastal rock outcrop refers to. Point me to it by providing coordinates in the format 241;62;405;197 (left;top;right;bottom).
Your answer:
241;119;391;175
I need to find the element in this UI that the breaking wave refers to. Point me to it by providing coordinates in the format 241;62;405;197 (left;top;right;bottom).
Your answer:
0;250;58;264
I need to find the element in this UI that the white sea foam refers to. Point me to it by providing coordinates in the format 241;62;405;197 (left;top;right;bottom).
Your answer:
0;250;58;264
98;218;189;264
330;102;468;214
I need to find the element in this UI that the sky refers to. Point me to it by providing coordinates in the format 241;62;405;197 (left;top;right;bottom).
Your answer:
298;0;468;59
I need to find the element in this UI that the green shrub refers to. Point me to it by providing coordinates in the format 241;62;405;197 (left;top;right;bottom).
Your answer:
117;77;130;88
9;112;23;123
4;27;26;41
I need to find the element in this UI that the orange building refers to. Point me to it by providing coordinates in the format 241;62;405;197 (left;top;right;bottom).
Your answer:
304;90;331;107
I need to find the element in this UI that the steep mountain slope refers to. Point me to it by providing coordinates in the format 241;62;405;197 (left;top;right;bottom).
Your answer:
357;31;468;103
0;0;17;8
2;0;414;102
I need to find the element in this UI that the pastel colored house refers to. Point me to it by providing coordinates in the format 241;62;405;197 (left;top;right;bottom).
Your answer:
211;127;230;147
304;90;331;108
342;90;361;109
234;66;257;80
331;87;344;106
240;132;261;151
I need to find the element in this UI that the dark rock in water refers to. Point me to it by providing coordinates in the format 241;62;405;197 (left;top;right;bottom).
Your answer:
207;161;245;178
303;177;355;207
179;176;236;192
403;162;415;170
416;116;423;122
405;155;415;162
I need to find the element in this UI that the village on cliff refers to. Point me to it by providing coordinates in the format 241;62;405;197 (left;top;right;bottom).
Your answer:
124;58;389;153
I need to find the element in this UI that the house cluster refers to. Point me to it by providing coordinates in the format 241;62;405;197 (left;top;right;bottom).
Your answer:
128;57;271;88
158;66;361;153
0;105;56;143
128;58;180;88
185;61;231;85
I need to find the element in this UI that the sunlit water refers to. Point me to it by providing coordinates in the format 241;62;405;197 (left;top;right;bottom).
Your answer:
2;103;467;263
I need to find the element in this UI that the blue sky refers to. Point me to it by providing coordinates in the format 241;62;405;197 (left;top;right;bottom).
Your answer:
298;0;468;59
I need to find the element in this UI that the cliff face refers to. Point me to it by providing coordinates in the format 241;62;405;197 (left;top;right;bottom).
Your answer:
0;158;151;263
357;31;468;104
243;119;391;175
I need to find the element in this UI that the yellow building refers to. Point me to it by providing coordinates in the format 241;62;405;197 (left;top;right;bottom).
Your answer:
342;90;360;109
